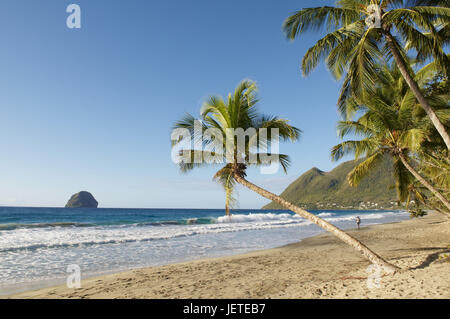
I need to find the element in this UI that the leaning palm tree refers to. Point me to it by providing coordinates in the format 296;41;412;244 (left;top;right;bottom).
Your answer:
332;86;450;212
283;0;450;149
331;59;449;211
172;79;399;273
411;61;450;215
411;151;450;216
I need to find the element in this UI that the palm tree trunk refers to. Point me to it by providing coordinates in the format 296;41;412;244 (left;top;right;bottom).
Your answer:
384;30;450;150
225;187;232;217
233;174;400;273
398;153;450;212
225;204;231;217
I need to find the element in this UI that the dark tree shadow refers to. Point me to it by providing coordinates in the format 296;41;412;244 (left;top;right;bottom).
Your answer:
410;247;450;270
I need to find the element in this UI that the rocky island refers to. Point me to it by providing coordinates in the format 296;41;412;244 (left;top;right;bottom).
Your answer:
65;191;98;208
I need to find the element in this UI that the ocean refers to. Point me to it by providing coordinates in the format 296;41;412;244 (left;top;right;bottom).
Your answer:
0;207;410;295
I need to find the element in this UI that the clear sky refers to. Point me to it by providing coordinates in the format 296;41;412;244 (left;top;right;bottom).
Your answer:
0;0;353;209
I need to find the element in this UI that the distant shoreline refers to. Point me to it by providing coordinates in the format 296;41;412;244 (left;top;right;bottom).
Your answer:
6;212;449;299
262;207;406;211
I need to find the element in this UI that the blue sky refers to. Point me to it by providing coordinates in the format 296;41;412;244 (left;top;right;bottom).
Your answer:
0;0;352;208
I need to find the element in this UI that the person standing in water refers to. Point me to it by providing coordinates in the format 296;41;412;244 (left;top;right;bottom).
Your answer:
356;216;361;229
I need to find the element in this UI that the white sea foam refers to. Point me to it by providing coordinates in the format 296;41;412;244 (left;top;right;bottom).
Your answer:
324;212;401;223
0;218;308;252
217;213;302;224
0;211;408;252
317;212;335;217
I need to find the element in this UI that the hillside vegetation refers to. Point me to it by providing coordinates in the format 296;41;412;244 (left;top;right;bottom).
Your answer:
263;157;400;210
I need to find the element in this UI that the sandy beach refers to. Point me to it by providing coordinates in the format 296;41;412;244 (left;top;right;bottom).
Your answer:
6;212;450;299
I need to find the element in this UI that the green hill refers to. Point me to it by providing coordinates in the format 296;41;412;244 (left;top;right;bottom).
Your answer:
263;156;400;210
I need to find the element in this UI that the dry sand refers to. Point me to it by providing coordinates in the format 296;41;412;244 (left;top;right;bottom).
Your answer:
6;212;450;299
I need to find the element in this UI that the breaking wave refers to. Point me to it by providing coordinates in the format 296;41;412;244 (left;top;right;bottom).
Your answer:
0;211;407;253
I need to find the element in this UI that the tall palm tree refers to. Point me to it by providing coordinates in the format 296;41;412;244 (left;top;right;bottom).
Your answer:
331;72;450;211
409;150;450;216
410;60;450;215
283;0;450;149
172;79;399;273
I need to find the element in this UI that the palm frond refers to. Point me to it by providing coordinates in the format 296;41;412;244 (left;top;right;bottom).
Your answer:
393;157;413;202
283;6;361;40
347;151;385;186
255;115;302;142
337;120;373;138
415;53;450;85
177;150;225;173
248;153;291;174
406;0;450;8
398;128;429;150
172;113;209;147
339;28;383;109
331;138;377;161
301;21;364;77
